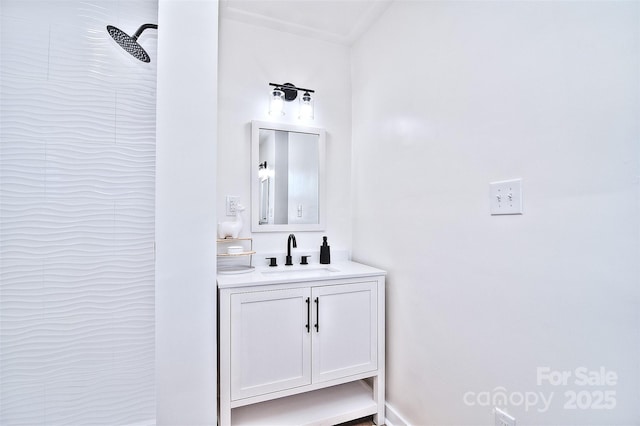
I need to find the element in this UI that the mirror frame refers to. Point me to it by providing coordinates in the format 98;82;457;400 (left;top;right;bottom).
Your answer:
251;120;326;232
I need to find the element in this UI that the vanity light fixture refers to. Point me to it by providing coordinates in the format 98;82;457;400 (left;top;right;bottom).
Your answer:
268;82;315;120
258;161;268;181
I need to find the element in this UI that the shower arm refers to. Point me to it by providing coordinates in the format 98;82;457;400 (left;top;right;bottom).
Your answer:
133;23;158;40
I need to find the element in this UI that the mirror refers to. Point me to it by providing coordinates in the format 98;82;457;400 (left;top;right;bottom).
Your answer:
251;120;325;232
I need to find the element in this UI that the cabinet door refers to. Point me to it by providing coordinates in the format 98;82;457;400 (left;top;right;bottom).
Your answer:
230;288;311;400
311;281;378;383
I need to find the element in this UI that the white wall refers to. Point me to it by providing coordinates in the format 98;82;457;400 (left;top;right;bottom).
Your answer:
155;0;217;424
351;1;639;425
217;18;351;259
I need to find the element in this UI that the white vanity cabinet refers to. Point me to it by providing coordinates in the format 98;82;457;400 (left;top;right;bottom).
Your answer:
230;287;311;400
218;263;385;426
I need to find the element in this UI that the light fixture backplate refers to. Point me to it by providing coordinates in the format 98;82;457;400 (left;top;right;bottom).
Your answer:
281;82;298;101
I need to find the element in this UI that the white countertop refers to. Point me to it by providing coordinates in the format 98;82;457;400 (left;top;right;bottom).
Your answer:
217;260;386;289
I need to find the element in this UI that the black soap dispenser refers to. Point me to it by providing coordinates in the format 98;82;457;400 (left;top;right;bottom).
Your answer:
320;236;331;264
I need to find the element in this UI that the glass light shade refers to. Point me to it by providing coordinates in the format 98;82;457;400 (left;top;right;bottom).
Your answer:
298;92;314;120
269;89;285;116
258;163;268;181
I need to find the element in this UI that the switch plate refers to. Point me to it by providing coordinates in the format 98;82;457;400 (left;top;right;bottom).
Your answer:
490;179;522;215
226;195;240;216
494;407;516;426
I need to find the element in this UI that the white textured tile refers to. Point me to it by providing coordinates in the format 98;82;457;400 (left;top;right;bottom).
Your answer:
0;0;158;424
0;16;50;81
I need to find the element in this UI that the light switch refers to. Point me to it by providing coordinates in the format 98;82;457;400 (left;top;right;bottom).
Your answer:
490;179;523;215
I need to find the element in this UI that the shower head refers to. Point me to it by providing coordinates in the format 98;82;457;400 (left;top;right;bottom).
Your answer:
107;23;158;63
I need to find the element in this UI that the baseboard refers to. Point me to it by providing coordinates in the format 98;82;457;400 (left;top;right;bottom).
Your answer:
385;401;410;426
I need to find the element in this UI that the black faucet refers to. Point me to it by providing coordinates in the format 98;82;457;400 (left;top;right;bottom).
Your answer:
285;233;297;266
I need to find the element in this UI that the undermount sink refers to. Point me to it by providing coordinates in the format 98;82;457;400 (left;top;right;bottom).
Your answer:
261;266;340;278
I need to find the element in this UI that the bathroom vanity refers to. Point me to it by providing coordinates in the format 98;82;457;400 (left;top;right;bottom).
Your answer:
217;261;386;426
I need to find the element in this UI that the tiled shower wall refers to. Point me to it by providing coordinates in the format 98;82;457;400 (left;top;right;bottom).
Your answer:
0;1;157;423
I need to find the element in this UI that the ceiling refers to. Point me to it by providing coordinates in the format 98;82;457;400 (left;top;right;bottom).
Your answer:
219;0;394;45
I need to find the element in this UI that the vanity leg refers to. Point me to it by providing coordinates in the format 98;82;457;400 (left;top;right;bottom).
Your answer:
373;374;385;425
219;398;231;426
373;279;386;425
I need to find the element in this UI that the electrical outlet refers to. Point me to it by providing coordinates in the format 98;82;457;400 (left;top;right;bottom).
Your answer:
490;179;523;215
226;196;240;216
494;407;516;426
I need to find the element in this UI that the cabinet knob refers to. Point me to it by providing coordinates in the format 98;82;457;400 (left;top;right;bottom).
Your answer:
265;257;278;267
